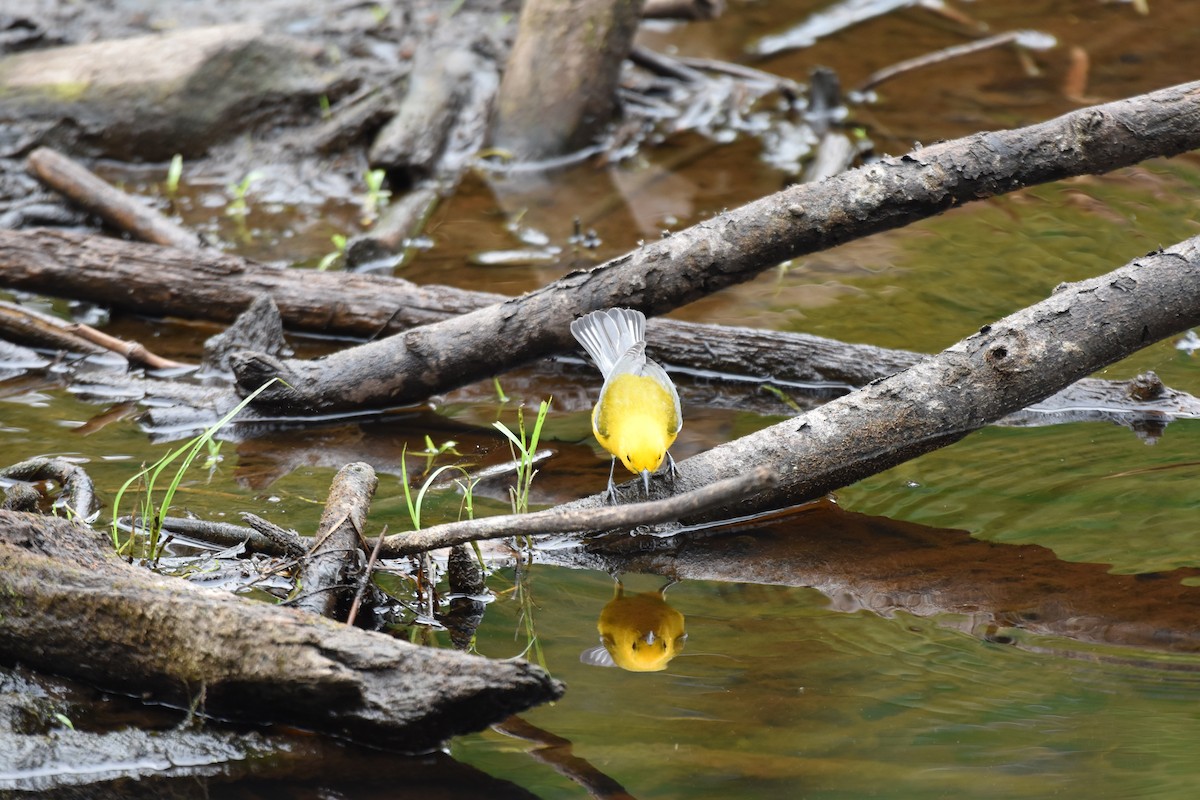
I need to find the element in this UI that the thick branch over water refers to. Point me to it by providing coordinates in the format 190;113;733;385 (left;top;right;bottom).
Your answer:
228;80;1200;413
640;236;1200;522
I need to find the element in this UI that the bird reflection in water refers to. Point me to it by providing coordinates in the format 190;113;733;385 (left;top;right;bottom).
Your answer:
581;580;687;672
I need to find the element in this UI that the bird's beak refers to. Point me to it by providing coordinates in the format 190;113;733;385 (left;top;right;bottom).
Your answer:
641;469;651;495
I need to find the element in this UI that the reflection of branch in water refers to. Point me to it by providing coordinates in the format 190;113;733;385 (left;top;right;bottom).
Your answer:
547;501;1200;663
493;715;640;800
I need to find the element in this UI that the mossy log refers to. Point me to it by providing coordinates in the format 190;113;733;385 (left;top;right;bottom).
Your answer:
0;510;563;752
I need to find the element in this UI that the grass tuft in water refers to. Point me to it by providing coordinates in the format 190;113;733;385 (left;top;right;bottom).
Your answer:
111;380;277;560
493;398;551;515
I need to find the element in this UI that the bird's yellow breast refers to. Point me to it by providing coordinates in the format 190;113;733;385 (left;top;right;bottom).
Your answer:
593;373;679;474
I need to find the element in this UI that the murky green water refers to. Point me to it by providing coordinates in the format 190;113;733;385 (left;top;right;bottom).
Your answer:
5;0;1200;797
455;566;1200;799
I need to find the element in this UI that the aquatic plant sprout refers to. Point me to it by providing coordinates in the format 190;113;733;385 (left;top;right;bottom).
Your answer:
493;398;551;515
111;380;278;558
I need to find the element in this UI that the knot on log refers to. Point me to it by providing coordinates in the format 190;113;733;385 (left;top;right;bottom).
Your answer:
982;329;1032;376
230;351;302;404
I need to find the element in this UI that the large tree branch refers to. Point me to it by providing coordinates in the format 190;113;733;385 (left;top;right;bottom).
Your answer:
224;80;1200;413
1;228;1196;434
635;236;1200;523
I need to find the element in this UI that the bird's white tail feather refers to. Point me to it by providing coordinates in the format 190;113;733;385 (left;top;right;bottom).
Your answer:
570;308;646;378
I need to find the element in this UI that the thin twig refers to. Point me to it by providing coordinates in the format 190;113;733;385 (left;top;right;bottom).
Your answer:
346;525;387;628
64;321;187;370
379;466;778;557
0;299;186;370
856;30;1055;93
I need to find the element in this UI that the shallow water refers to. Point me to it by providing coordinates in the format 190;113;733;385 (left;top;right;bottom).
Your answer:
4;0;1200;797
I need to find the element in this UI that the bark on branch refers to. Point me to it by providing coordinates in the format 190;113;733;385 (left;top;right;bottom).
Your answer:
226;80;1200;414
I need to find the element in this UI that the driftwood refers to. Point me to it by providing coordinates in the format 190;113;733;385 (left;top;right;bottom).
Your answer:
26;147;202;252
0;510;562;752
493;0;646;160
292;462;376;619
223;80;1200;414
366;8;499;180
0;24;334;161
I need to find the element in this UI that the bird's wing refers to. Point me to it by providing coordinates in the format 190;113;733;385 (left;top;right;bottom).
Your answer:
593;342;649;438
641;357;683;434
570;308;646;378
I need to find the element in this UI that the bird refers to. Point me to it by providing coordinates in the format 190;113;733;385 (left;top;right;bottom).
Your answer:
580;580;687;672
570;307;682;499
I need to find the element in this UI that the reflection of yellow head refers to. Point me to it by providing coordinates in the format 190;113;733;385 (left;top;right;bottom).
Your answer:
582;582;686;672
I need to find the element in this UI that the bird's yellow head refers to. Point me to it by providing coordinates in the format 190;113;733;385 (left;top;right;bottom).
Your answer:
613;415;672;475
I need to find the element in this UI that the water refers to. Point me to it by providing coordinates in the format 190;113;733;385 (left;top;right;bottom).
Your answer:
5;0;1200;797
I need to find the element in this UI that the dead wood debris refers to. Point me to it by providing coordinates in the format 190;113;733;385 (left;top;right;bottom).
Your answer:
0;457;98;521
26;147;204;252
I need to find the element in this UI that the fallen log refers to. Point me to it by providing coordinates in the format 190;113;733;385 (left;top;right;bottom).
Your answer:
0;510;563;752
1;229;1195;431
0;24;334;160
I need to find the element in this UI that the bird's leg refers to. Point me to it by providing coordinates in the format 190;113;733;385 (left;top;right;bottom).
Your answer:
665;451;679;482
605;456;619;504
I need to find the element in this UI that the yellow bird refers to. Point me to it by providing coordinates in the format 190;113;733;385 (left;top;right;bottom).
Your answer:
570;307;682;498
580;581;687;672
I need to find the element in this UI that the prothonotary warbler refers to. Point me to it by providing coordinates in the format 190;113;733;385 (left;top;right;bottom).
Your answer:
570;307;682;499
